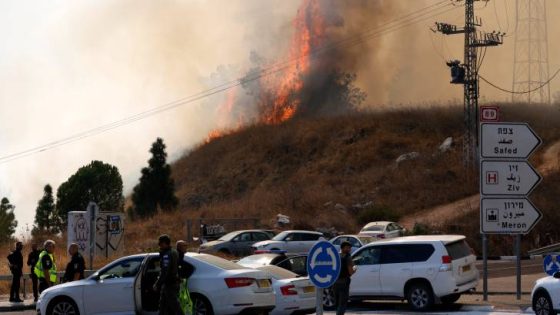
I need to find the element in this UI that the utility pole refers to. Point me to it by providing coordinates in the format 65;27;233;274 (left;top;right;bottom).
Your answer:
435;0;504;169
512;0;551;104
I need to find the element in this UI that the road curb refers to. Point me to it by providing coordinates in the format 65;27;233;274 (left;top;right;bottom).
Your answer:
0;301;35;312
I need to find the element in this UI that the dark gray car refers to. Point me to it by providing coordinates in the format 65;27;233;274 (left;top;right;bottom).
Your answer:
198;230;271;256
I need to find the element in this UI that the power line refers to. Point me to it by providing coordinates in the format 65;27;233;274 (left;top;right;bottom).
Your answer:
480;66;560;95
0;1;460;164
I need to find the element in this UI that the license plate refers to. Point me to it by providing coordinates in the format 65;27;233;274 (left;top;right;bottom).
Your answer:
462;265;471;272
258;279;271;288
303;286;315;293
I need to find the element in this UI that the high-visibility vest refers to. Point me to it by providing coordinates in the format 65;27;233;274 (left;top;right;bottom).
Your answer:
179;279;193;315
34;250;57;283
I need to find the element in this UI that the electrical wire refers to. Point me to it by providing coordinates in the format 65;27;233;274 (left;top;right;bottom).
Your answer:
0;1;460;164
479;67;560;94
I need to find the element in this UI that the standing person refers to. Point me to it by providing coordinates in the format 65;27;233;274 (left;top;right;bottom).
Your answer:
7;241;23;302
62;243;85;283
153;235;182;315
333;241;355;315
177;240;194;315
27;243;40;302
34;240;57;293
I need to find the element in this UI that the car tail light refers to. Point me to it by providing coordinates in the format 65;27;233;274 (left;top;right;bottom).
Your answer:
442;255;452;264
377;234;385;239
225;277;255;288
280;285;298;296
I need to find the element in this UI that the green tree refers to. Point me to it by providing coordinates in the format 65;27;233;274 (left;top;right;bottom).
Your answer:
34;184;60;233
56;160;124;227
0;197;17;242
132;138;178;217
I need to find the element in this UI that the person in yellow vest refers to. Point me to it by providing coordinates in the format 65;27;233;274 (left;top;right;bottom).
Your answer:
34;240;57;293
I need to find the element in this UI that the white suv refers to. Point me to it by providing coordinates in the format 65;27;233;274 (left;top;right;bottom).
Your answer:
531;272;560;315
324;235;478;311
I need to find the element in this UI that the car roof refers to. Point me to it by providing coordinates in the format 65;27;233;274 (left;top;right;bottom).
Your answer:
227;229;273;233
362;235;466;246
280;230;323;235
362;221;394;228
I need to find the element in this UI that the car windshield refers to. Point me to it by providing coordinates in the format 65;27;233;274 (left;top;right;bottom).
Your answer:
363;225;384;232
194;254;245;270
272;231;290;241
257;265;298;280
238;254;277;267
218;231;239;241
358;236;375;244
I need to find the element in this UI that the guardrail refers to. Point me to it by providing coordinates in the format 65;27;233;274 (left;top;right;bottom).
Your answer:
0;270;96;299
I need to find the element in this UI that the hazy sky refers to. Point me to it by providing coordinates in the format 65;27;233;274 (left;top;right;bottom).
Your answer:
0;0;558;237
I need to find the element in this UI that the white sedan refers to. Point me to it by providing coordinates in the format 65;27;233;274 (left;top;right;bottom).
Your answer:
358;221;405;239
36;252;275;315
329;235;375;254
254;265;316;315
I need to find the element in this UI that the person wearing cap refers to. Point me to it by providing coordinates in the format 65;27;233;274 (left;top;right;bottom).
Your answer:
62;243;85;282
333;241;355;315
34;240;57;293
7;241;23;302
153;234;182;315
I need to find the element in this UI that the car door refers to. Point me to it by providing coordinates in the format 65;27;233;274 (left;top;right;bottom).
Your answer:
84;256;144;314
301;233;321;253
231;232;253;256
349;246;382;296
379;245;413;296
250;232;270;256
283;233;300;253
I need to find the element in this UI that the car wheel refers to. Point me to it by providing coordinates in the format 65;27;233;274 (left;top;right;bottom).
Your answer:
407;282;434;311
534;291;556;315
323;287;336;310
192;294;214;315
440;293;461;304
47;297;80;315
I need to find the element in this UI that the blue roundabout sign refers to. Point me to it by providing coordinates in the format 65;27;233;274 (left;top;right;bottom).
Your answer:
307;241;341;288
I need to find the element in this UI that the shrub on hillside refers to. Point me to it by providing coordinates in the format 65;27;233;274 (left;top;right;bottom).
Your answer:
357;205;400;225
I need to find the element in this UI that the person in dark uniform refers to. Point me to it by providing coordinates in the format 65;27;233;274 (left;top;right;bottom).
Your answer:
63;243;85;282
7;241;23;302
153;235;182;315
333;241;355;315
35;240;57;293
26;243;40;302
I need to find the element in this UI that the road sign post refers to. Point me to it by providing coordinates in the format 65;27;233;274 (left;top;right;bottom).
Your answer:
307;241;341;315
480;121;542;300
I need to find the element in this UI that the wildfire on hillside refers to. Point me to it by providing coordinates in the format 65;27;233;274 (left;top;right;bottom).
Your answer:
206;0;371;143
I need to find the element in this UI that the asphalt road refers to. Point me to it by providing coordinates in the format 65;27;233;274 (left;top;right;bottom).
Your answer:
476;257;544;279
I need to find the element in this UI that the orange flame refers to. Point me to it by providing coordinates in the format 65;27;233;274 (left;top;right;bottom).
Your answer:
206;0;326;143
261;0;324;124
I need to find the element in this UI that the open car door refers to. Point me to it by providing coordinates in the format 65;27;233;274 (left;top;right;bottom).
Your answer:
134;253;160;315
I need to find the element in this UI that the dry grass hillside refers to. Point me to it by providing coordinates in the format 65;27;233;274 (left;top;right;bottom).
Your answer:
4;103;560;289
122;103;560;256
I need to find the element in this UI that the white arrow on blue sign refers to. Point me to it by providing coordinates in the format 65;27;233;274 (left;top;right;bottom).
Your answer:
480;123;542;159
307;241;341;288
543;255;560;276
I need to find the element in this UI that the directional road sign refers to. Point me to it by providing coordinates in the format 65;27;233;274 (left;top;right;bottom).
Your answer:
480;198;542;234
544;255;560;276
481;160;542;196
480;123;542;159
307;241;341;288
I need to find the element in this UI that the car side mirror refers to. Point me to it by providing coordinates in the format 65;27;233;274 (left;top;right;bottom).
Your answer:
554;271;560;279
